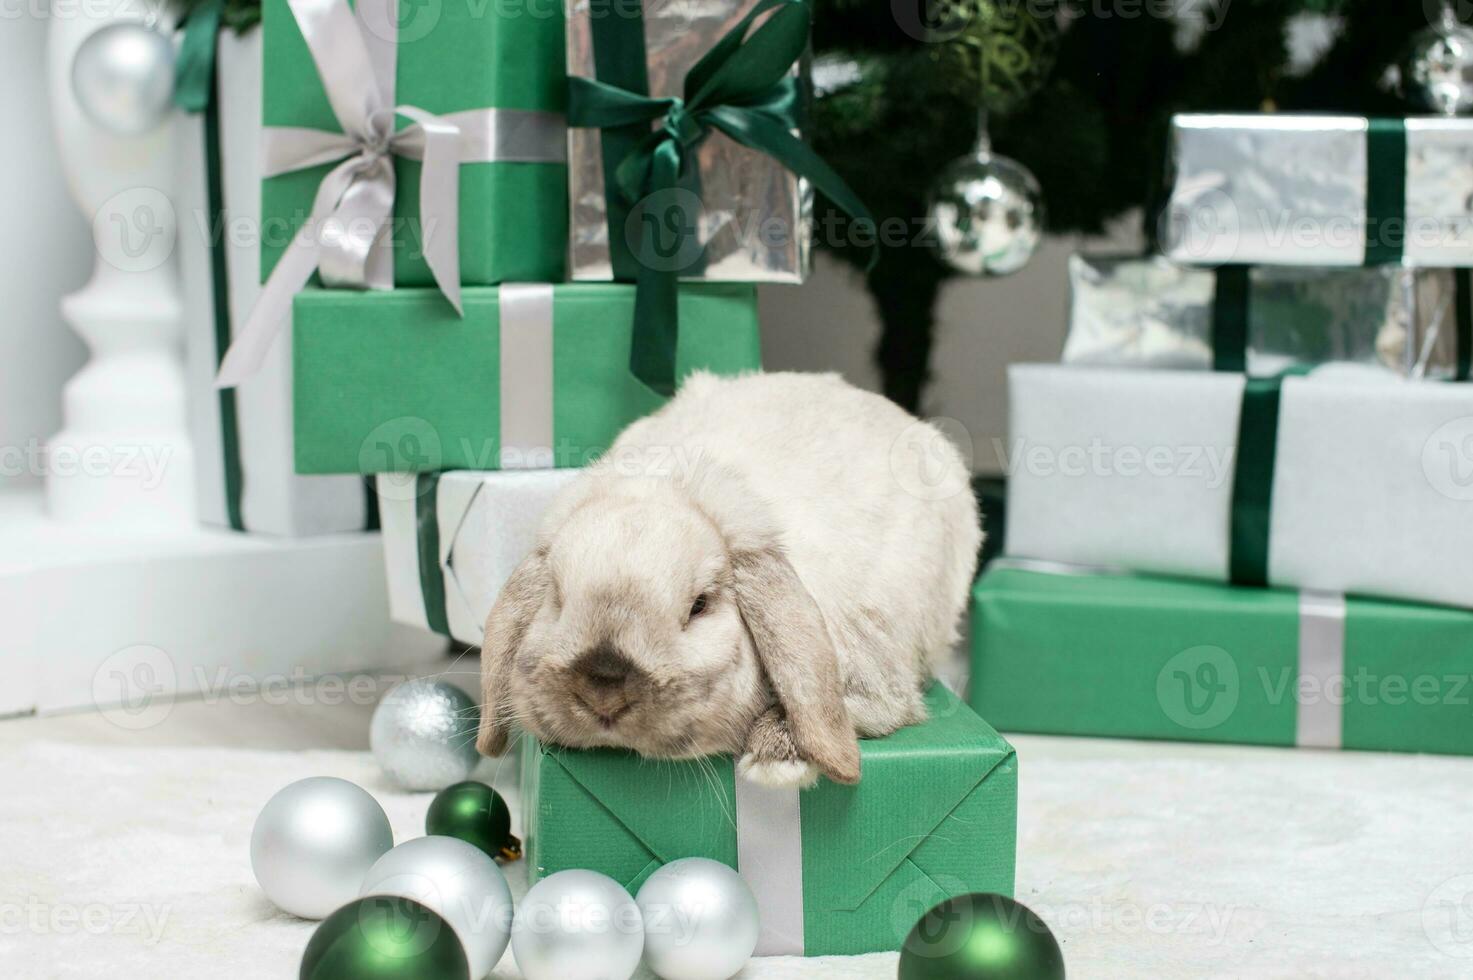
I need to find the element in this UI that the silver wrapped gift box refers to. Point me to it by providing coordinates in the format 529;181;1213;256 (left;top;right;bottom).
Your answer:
1065;254;1465;379
566;0;811;284
1162;113;1473;267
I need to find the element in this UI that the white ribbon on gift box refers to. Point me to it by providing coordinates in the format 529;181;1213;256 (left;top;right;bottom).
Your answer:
499;284;557;469
1296;590;1346;750
379;285;571;642
734;777;806;956
214;0;565;386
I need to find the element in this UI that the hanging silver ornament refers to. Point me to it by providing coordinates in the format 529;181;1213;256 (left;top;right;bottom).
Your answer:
511;870;645;980
636;858;760;980
361;836;514;980
370;679;482;791
928;113;1044;276
250;776;394;920
71;20;176;135
1402;7;1473;115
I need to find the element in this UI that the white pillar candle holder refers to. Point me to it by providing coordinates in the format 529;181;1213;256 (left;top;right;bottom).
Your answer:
46;0;195;526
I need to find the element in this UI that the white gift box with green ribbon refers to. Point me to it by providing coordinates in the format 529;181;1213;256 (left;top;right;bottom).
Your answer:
175;27;371;536
1004;363;1473;610
379;470;577;645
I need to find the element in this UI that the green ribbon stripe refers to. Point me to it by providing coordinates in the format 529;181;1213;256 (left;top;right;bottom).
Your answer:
586;0;651;284
1210;265;1250;373
1456;269;1472;383
1212;113;1462;582
1228;377;1286;587
1207;266;1297;586
414;474;450;636
570;0;874;395
177;0;245;531
1364;118;1407;267
176;5;379;534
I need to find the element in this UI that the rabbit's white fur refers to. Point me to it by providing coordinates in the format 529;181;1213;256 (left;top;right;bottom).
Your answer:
477;371;980;787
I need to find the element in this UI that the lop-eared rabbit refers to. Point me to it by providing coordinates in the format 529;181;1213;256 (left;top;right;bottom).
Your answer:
477;371;980;786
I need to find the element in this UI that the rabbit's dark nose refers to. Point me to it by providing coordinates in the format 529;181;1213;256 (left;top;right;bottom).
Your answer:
570;644;644;727
575;644;635;687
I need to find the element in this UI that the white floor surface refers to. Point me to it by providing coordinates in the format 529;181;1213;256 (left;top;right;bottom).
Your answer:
4;660;1472;979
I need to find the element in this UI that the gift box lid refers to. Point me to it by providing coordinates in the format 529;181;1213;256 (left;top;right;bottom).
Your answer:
523;684;1015;914
978;561;1284;612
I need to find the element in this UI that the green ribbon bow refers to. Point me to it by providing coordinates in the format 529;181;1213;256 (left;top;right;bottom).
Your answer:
569;0;875;395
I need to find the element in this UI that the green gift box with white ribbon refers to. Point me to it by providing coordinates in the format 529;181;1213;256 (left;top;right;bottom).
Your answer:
520;684;1017;957
292;283;762;474
204;0;570;387
260;0;567;288
972;563;1473;755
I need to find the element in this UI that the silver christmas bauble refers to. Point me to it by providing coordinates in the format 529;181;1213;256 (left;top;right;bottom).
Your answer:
370;679;481;791
71;21;176;135
929;150;1044;276
512;869;644;980
1403;18;1473;116
250;776;394;919
360;836;514;980
636;858;759;980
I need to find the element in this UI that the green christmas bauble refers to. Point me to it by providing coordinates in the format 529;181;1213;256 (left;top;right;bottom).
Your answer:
897;893;1064;980
299;895;469;980
424;781;518;861
927;0;1059;116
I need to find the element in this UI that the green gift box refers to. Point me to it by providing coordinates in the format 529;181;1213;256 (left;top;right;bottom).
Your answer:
292;283;761;474
260;0;567;287
972;564;1473;755
519;684;1017;957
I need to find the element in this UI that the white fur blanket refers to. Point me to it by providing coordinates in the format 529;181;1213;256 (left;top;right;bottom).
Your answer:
3;735;1468;978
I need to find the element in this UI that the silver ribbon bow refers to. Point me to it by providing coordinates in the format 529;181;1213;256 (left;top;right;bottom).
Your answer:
215;0;565;387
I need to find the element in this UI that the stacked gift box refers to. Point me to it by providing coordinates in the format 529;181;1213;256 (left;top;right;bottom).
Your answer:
972;112;1473;756
172;0;1016;956
173;0;803;534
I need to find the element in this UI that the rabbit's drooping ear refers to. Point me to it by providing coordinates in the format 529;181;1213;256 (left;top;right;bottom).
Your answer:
731;547;861;785
477;547;549;756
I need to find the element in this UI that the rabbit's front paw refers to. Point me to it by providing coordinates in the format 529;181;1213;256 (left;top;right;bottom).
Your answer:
737;708;821;788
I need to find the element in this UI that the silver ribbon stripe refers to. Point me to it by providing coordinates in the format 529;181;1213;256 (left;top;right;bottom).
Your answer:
734;775;805;956
1296;590;1346;750
498;284;556;470
215;0;565;386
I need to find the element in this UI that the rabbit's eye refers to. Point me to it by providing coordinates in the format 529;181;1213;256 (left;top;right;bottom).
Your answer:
689;593;710;619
